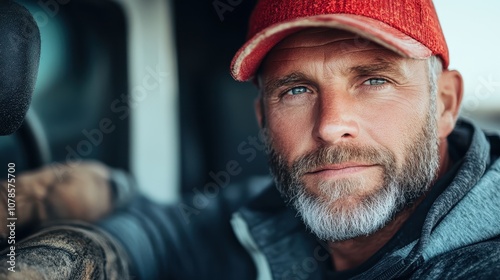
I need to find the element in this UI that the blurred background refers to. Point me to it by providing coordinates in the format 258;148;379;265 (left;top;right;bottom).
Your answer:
434;1;500;132
0;0;498;202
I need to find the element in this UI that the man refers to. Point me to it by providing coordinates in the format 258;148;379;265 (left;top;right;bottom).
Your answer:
1;0;500;279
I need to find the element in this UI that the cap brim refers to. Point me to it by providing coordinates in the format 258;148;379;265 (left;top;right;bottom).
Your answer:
231;14;432;82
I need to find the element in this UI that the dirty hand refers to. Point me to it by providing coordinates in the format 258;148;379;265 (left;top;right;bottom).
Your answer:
0;161;113;241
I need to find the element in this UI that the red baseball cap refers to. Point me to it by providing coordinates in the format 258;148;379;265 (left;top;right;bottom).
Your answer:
231;0;449;82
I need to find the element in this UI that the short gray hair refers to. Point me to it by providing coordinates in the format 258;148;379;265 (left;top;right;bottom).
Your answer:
428;56;443;97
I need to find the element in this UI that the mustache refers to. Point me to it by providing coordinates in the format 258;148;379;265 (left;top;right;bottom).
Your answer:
290;144;396;176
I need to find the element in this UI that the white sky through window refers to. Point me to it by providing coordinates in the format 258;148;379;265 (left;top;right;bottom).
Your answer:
435;1;500;114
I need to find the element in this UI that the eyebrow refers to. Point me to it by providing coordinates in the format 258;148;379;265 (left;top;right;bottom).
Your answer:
345;58;406;79
263;72;310;96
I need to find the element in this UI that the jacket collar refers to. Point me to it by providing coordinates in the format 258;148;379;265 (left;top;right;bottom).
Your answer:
232;185;330;279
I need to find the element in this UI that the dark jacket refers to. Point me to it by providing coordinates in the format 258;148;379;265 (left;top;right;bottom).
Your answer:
99;118;500;279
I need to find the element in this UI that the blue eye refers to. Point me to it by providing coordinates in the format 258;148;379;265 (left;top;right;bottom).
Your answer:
286;86;309;95
363;78;387;86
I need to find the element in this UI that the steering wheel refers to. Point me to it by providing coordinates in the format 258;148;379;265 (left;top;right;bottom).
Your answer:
16;110;52;169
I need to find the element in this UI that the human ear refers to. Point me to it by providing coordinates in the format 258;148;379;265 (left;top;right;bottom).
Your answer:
436;70;463;139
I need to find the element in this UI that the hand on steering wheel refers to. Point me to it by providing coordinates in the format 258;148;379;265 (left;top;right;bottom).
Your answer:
0;161;113;244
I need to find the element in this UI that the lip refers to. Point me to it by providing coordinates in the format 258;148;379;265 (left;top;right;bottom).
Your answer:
306;163;378;177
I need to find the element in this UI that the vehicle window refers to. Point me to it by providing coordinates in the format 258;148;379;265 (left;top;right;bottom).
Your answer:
0;0;129;178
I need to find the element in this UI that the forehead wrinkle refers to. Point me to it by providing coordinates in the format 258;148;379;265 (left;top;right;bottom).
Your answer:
267;40;401;73
266;48;396;78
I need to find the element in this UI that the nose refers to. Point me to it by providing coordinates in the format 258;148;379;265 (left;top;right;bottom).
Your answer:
313;91;360;144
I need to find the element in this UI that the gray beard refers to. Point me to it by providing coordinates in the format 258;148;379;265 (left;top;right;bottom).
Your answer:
265;111;440;242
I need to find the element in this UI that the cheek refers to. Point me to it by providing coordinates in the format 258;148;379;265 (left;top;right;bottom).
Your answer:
361;96;429;165
267;107;315;163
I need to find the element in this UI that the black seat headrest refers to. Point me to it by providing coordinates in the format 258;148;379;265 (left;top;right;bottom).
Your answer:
0;0;41;135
